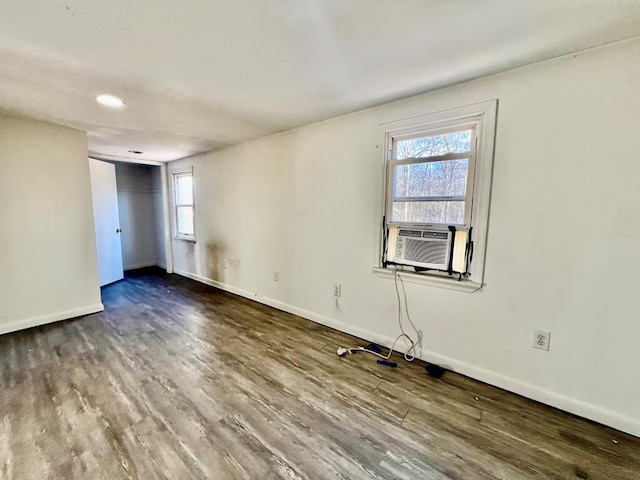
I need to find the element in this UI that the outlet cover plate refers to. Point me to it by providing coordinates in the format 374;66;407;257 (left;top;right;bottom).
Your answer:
533;330;551;351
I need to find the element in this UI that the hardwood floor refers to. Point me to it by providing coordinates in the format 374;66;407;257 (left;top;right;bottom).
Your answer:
1;269;639;479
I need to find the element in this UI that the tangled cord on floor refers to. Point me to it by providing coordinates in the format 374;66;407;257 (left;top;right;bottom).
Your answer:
337;268;421;362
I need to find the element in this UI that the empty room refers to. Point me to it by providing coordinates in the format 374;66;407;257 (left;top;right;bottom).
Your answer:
1;1;640;478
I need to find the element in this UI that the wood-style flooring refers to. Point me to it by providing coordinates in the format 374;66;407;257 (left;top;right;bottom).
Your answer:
1;268;639;479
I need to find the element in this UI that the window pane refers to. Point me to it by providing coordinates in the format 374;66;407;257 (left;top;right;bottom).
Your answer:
393;159;468;198
176;175;193;205
395;129;472;159
177;206;194;235
392;201;465;225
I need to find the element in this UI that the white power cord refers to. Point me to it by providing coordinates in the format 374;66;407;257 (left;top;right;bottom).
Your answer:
337;267;421;362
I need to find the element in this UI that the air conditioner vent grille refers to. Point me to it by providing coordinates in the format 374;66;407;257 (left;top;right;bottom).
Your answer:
404;238;448;265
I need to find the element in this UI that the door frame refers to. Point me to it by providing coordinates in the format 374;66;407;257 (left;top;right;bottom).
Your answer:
88;156;174;274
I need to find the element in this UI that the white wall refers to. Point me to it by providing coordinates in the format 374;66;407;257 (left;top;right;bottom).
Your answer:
169;38;640;436
151;166;167;269
0;114;102;334
113;163;163;270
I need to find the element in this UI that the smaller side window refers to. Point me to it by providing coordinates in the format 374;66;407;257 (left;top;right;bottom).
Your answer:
172;169;195;241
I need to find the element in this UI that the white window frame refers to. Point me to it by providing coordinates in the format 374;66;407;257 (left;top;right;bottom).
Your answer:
387;122;478;229
171;167;196;242
373;100;498;292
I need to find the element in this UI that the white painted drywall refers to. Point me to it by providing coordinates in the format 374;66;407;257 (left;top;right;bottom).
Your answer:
113;162;163;270
169;38;640;436
0;114;103;334
151;166;167;269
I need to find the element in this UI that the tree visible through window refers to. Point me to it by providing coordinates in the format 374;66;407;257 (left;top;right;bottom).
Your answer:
389;127;475;226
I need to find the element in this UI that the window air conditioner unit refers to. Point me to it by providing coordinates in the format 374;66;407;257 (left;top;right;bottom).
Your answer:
387;228;451;271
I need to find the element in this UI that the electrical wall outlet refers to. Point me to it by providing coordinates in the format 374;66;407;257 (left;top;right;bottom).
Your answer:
533;330;551;351
223;259;229;270
273;272;279;282
334;283;342;297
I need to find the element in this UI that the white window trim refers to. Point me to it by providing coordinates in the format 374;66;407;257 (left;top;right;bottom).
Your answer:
171;167;196;242
373;99;498;291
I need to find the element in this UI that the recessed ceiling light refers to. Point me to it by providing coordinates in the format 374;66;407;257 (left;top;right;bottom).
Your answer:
96;94;125;108
128;150;144;154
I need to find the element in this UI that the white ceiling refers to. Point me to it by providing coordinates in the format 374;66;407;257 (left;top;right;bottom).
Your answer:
1;0;639;162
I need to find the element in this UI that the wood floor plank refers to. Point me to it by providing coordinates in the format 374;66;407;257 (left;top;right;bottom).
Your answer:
1;268;639;479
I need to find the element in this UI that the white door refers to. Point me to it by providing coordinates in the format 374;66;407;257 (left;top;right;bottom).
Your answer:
89;158;124;286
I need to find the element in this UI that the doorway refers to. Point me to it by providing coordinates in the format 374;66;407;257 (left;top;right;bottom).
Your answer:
89;158;171;287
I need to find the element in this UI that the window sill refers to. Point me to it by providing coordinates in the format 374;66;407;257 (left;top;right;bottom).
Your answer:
173;236;196;243
372;267;482;293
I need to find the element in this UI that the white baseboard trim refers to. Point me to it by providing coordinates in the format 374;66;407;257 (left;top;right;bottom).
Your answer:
0;303;105;336
173;269;640;438
124;262;158;271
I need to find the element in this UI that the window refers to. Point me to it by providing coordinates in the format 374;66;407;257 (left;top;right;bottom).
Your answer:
376;100;497;290
172;169;195;240
389;126;475;227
